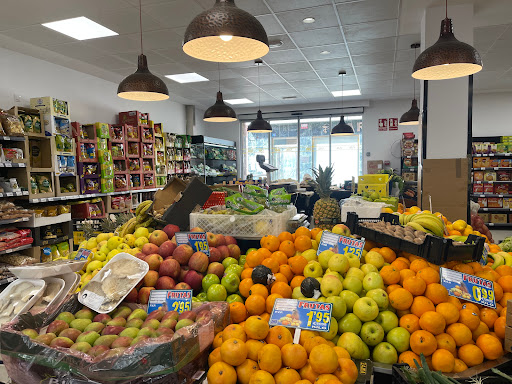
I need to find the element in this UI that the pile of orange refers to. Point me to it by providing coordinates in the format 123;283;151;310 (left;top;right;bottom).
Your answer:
208;316;359;384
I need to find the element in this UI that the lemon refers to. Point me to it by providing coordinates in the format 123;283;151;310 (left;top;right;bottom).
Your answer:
134;237;149;248
117;243;131;251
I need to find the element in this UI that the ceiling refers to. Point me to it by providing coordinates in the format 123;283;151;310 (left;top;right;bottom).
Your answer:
1;0;512;109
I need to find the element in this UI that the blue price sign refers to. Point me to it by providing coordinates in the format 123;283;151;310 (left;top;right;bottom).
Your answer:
148;290;193;314
317;232;365;259
74;248;91;261
175;232;210;256
269;298;332;332
440;267;496;309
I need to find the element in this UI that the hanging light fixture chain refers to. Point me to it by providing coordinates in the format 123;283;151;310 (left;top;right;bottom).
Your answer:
139;0;143;54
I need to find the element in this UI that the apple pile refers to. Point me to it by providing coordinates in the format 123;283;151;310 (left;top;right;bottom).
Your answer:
21;305;207;359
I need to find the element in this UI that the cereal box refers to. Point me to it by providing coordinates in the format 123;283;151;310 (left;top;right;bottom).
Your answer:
473;184;484;194
487;198;503;208
490;214;507;223
473;157;483;168
484;171;497;181
478;213;490;222
490;158;501;167
495;184;509;195
484;184;494;194
481;157;491;167
503;198;512;209
478;198;487;208
473;171;484;182
501;159;512;168
489;144;498;154
497;171;511;181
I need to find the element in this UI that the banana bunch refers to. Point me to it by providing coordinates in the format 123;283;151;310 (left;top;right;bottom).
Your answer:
134;200;156;230
400;213;445;237
489;251;512;269
118;217;137;237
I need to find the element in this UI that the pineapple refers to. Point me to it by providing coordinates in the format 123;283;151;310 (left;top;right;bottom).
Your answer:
312;165;341;230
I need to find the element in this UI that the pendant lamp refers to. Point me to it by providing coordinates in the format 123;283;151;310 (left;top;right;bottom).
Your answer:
331;70;354;136
183;0;269;63
412;0;482;80
118;0;169;101
204;64;238;122
400;44;421;125
248;59;272;133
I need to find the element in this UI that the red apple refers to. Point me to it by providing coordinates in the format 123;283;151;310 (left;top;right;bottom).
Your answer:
156;276;175;290
178;311;196;322
225;236;237;245
142;243;159;256
162;224;180;239
144;254;163;271
206;232;218;247
227;244;241;260
162;311;179;322
138;287;155;304
172;244;194;265
217;245;229;260
134;252;146;260
188;251;209;273
179;266;189;282
143;270;159;287
149;230;168;247
216;234;226;246
206;262;224;279
190;227;204;232
124;288;138;303
209;247;222;263
183;270;203;292
159;258;180;279
158;240;176;258
175;282;191;290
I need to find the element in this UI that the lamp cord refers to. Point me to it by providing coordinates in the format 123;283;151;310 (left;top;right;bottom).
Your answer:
413;47;417;98
258;61;261;109
139;0;143;54
218;62;220;92
446;0;448;19
341;73;344;111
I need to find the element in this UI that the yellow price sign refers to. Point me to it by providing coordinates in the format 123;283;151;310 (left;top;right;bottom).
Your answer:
306;311;330;327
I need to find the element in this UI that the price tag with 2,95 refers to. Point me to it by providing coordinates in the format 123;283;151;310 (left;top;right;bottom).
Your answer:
269;298;332;333
147;290;192;314
440;267;496;309
175;232;210;256
317;231;365;259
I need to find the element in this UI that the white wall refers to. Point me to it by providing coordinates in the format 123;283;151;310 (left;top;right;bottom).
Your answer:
0;47;186;133
473;92;512;137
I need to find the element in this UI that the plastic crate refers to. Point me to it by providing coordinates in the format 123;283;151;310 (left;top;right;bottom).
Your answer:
190;206;297;239
357;174;390;197
202;191;227;209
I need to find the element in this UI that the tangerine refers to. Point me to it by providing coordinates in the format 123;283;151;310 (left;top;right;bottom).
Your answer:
410;296;435;318
494;316;506;339
472;321;490;341
266;326;293;348
309;344;338;374
458;344;484;367
410;330;437;356
249;284;269;300
476;334;503;360
398;351;421;368
245;316;270;340
262;258;279;273
290;276;306;290
419;311;446;335
403;276;426;296
436;302;460;325
278;231;293;243
247;251;265;268
271;282;293;298
249;370;276;384
279;241;296;257
208;347;222;366
258;343;282;374
431;349;455;373
495;265;512;276
281;343;308;370
425;283;449;305
498;275;512;292
213;332;223;348
266;293;283;314
246;295;266;316
241;268;253;280
262;236;280;252
220;338;248;366
335;358;358;384
299;362;319;382
417;267;440;285
237;359;260;384
295;227;312;238
230;302;248;324
289;255;308;275
274;367;301;384
453;359;468;373
380;265;400;285
446;323;472;346
207;362;237;384
304;336;328;354
239;278;254;298
399;269;416;285
399;314;421;334
272;251;289;266
435;333;457;357
389;288;413;310
446;296;463;310
295;236;313;252
223;324;247;342
459;308;480;331
480;307;498;329
246;339;266;360
410;259;429;273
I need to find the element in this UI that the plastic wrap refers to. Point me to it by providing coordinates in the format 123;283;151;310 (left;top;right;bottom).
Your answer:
0;295;228;384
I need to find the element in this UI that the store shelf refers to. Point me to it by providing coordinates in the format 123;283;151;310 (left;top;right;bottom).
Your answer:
473;181;512;184
0;162;26;168
0;217;29;226
0;136;25;142
0;191;29;198
479;208;512;212
486;223;512;227
472;167;512;171
0;244;32;255
473;153;512;157
40;235;70;246
17;213;71;228
28;187;162;203
471;194;512;198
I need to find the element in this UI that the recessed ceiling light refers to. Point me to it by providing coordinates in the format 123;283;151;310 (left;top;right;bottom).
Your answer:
320;50;331;55
165;73;209;83
282;96;297;100
224;98;253;105
269;40;283;49
332;90;362;97
42;16;118;40
303;17;316;24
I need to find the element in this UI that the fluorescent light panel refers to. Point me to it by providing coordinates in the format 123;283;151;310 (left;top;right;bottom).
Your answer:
165;73;209;83
42;17;118;40
225;98;253;105
332;90;361;97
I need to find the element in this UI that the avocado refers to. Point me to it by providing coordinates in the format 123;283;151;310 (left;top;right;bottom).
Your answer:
251;265;274;286
300;277;321;298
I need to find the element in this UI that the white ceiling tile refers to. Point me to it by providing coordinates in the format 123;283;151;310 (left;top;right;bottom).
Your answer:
81;55;133;69
347;37;397;56
86;35;141;53
266;34;296;51
246;74;286;85
315;67;354;78
301;43;348;60
194;0;271;15
290;27;343;48
271;62;312;73
144;0;205;28
232;65;276;77
275;5;339;33
255;14;285;35
93;7;165;35
116;50;172;67
45;42;110;59
396;34;421;51
337;0;399;25
149;62;193;75
0;25;76;47
266;0;332;13
196;69;243;80
395;49;416;63
310;57;353;71
281;71;320;82
127;29;183;51
289;79;326;89
263;49;305;64
354;63;394;75
343;19;398;42
352;51;396;66
394;61;414;72
474;24;509;45
324;75;359;87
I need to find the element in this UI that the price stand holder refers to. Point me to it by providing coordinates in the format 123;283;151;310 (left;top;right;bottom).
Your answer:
175;232;210;256
440;267;496;309
74;248;92;261
317;232;365;259
147;290;192;314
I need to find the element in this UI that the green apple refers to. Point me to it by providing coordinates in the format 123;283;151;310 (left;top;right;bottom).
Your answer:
206;284;227;301
238;255;247;266
353;297;379;322
337;332;370;360
375;311;399;333
366;288;389;311
326;296;347;320
386;327;410;353
372;342;398;364
318;250;334;270
225;264;243;277
222;257;238;269
226;294;244;303
302;249;318;262
324;271;343;283
202;274;220;292
365;251;385;269
320;275;343;297
304;261;323;278
196;292;207;302
362;272;384;291
317;296;326;302
94;251;107;262
319;317;338;340
292;286;305;300
328;254;349;274
246;248;257;255
360;321;385;347
360;263;378;275
345;253;361;269
134;237;149;249
338;313;362;334
221;273;240;294
342;276;363;295
332;334;340;346
340;290;360;312
346;267;365;281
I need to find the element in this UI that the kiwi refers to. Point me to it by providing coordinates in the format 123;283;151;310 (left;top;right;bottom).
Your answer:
413;238;424;244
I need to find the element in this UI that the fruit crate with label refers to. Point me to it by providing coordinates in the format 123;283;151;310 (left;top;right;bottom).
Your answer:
113;174;129;192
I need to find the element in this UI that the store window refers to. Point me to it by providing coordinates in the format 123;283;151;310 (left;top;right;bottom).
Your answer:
242;115;363;185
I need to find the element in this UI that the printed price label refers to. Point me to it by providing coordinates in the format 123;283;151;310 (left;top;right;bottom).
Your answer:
74;248;92;261
269;298;332;332
148;290;192;314
317;231;365;259
440;267;496;308
175;232;210;256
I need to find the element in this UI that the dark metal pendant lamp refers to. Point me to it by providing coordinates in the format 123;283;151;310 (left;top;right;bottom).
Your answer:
204;64;238;122
183;0;269;63
331;70;354;136
117;0;169;101
400;44;421;125
412;0;482;80
248;59;272;133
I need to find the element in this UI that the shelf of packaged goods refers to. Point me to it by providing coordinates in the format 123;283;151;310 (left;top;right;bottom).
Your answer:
0;243;32;255
17;213;71;228
0;136;25;142
0;163;26;168
473;153;512;157
473;181;512;184
28;187;162;203
485;223;512;227
472;167;512;171
0;191;29;198
402;156;418;159
40;235;70;246
479;208;512;212
471;194;512;198
0;217;29;226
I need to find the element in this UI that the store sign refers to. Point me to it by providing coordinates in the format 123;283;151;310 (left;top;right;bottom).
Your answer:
175;232;210;256
378;118;388;131
269;298;332;332
389;118;398;131
317;231;365;259
301;123;309;130
147;289;192;314
440;267;496;309
74;248;91;261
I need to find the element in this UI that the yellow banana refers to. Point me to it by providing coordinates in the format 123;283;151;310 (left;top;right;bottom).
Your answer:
406;222;426;232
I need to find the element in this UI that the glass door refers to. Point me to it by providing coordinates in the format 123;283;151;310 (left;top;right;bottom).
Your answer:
270;119;298;181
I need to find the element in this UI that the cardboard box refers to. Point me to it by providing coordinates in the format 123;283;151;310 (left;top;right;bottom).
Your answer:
484;184;494;194
495;184;509;194
473;171;484;181
473;157;482;168
478;197;487;208
422;158;469;222
403;172;417;181
481;157;491;167
118;111;149;126
505;326;512;353
367;160;383;174
484;171;496;181
507;302;512;326
490;213;507;223
488;197;503;208
504;198;512;209
473;184;484;194
477;213;490;222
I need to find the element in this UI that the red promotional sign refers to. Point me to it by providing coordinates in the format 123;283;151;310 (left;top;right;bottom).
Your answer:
378;118;388;131
389;118;398;131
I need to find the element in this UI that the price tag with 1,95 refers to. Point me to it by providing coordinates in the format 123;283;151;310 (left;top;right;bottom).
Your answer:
175;232;210;256
440;267;496;309
147;289;192;314
317;231;365;259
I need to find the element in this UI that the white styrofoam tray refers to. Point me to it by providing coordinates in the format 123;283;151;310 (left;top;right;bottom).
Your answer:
0;278;46;326
9;259;86;279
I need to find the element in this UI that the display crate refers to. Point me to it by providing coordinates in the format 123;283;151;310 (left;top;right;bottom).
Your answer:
127;157;141;172
127;141;141;158
30;96;70;119
79;175;100;195
154;123;163;135
142;158;155;172
77;162;99;177
142;142;155;158
155;163;166;176
114;159;128;174
155;134;165;151
55;174;79;197
113;174;129;192
71;122;96;141
126;124;140;142
140;125;155;143
357;174;391;197
108;124;125;142
108;141;126;160
156;175;167;187
202;191;227;209
104;194;132;213
8;106;44;137
118;110;148;126
130;172;143;190
71;199;106;219
143;172;156;188
76;141;98;163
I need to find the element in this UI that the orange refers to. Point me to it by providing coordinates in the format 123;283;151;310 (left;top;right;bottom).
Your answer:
417;267;440;285
295;227;311;238
459;308;480;331
247;251;266;268
364;240;377;251
288;255;308;275
403;276;426;296
410;259;429;273
425;283;449;305
380;265;400;285
436;302;460;325
410;296;435;318
279;240;296;257
230;302;248;324
476;334;504;360
398;351;421;368
279;264;294;282
299;330;318;346
237;359;260;384
272;273;288;285
494;316;506;339
249;284;269;300
221;338;247;366
472;321;490;341
494;282;504;302
399;269;416;285
399;314;420;334
295;236;312;252
446;296;463;310
223;324;247;342
266;293;283;314
281;343;308;370
332;346;350;360
410;330;437;356
435;333;457;357
419;311;446;335
249;370;275;384
209;347;222;366
498;275;512;292
480;307;498;329
290;276;306;291
278;231;293;243
246;339;266;360
246;295;266;316
389;288;413;310
245;316;270;340
500;306;507;317
257;343;282;374
266;326;293;348
335;358;358;384
446;323;472;346
207;362;237;384
296;381;313;384
315;374;339;384
461;302;480;315
495;265;512;276
453;263;474;275
378;247;397;263
262;258;279;273
241;268;253;280
299;362;319;383
213;332;224;348
432;349;455;373
258;248;273;259
453;358;468;373
392;259;410;271
386;284;402;295
274;367;301;384
309;344;338;374
468;261;484;273
499;292;512;307
458;344;484;367
261;235;280;252
272;251;289;266
239;278;254;298
304;336;328;354
310;227;322;240
271;282;293;299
